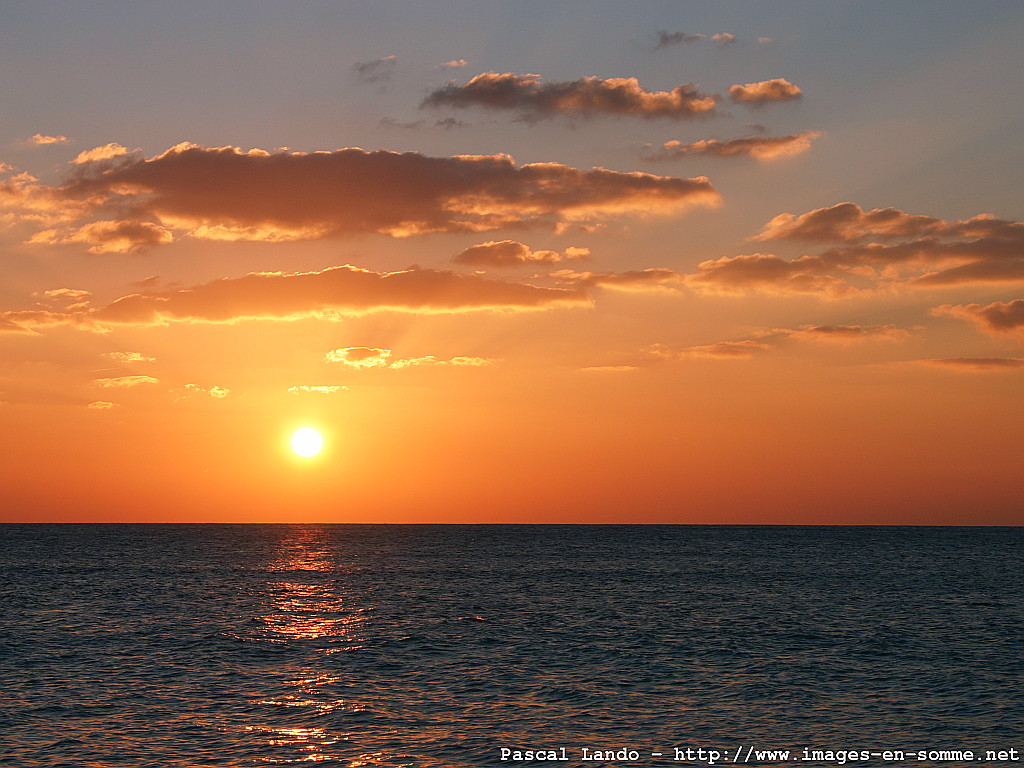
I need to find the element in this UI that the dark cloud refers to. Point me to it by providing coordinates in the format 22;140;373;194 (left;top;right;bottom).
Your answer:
646;132;820;161
728;78;802;104
37;143;717;244
353;55;397;84
654;31;705;49
422;72;718;120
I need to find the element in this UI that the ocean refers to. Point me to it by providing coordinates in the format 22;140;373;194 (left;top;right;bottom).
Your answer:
1;525;1021;767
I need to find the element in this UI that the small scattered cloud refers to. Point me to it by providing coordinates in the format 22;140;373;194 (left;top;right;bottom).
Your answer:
646;132;821;161
325;346;392;368
288;385;347;395
758;37;774;45
454;240;590;267
353;55;397;84
175;383;229;399
440;59;467;68
580;365;640;372
325;346;494;370
87;401;118;409
104;351;155;363
728;78;802;105
30;134;70;146
654;31;705;49
931;300;1024;340
94;375;159;388
711;33;737;47
379;117;426;130
422;72;718;120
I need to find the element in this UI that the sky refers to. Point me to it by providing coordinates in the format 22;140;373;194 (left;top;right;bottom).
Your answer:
1;0;1022;524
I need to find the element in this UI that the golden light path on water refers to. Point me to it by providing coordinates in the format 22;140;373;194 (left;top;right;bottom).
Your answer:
251;527;377;764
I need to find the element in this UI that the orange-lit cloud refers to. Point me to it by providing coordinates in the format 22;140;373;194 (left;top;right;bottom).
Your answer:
440;59;467;68
35;143;717;244
288;385;347;395
454;240;590;267
30;134;70;145
105;351;156;363
29;220;174;254
175;383;229;399
649;324;910;361
94;375;159;388
711;33;737;47
86;401;118;409
692;204;1024;293
71;143;134;165
552;267;683;291
647;132;821;161
685;253;853;296
0;265;589;333
422;72;718;119
931;300;1024;340
325;346;494;369
728;78;802;104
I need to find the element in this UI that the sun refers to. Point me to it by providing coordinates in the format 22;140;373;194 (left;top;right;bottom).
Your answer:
290;427;324;458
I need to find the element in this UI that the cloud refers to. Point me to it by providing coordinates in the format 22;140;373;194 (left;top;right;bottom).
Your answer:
30;134;70;145
29;219;173;254
647;132;821;161
654;31;705;49
931;300;1024;340
728;78;802;104
685;253;853;296
552;268;683;291
288;385;347;394
324;346;495;370
651;324;910;361
324;347;392;368
711;33;737;47
71;143;134;165
440;59;467;68
94;375;159;388
454;240;590;267
87;401;117;409
422;72;718;120
104;351;155;363
916;357;1024;371
738;204;1024;291
0;264;589;333
353;55;397;84
29;143;717;244
176;383;229;399
758;37;773;45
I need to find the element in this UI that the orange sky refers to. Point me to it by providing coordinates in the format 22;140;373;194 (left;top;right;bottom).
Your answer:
1;2;1022;523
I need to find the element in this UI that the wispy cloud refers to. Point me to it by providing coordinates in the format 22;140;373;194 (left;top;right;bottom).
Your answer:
353;55;397;84
931;300;1024;340
0;264;589;333
646;132;821;161
325;346;494;370
94;375;159;388
654;31;705;49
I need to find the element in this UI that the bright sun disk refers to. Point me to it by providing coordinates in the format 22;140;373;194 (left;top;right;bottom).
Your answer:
290;427;323;457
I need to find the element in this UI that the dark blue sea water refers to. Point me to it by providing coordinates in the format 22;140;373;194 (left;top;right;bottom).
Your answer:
1;525;1022;767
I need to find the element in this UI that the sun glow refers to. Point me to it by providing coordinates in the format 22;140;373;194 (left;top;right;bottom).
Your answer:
290;428;324;458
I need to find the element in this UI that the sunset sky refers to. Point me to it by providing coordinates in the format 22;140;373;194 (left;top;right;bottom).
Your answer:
2;1;1022;523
